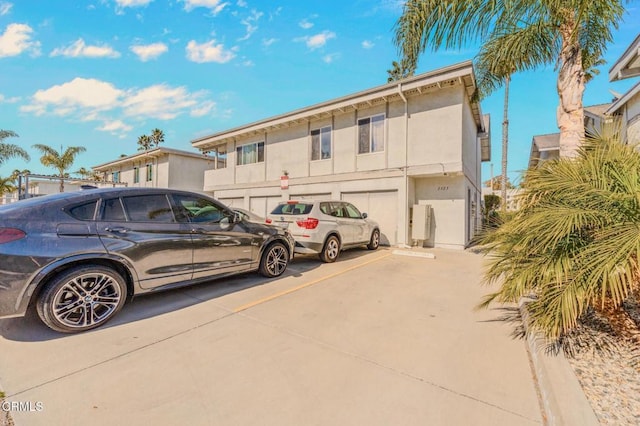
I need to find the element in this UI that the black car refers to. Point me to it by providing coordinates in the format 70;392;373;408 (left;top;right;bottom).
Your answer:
0;187;295;333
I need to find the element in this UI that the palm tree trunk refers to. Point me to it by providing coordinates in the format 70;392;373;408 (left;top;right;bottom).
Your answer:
557;21;585;158
501;75;510;213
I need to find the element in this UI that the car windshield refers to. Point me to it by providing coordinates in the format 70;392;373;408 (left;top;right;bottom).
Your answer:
271;203;313;215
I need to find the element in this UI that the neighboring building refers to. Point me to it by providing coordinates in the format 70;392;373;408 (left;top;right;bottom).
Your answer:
191;61;491;249
607;33;640;144
481;186;523;212
93;147;213;190
529;104;612;168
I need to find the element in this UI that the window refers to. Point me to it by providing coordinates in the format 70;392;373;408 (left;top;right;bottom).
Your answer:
236;142;265;166
311;126;331;160
207;146;227;169
102;198;126;221
146;164;153;182
172;194;232;224
67;200;98;221
358;114;385;154
133;167;140;184
270;203;313;215
112;171;120;183
344;203;363;219
122;195;174;222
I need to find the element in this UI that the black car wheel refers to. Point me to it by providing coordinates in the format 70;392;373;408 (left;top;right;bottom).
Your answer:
367;229;380;250
320;235;340;263
259;242;289;277
37;265;127;333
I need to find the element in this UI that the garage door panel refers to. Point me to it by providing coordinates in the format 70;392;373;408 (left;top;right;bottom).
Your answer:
250;196;281;218
341;191;397;246
218;197;244;208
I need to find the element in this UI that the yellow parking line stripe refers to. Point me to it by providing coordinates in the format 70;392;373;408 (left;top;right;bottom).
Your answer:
234;252;392;313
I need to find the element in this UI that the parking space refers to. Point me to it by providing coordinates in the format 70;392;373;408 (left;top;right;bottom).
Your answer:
0;248;542;425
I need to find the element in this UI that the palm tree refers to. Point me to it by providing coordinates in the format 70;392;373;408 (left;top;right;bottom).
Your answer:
150;128;165;148
0;176;16;196
0;130;30;166
137;134;152;151
387;59;415;82
32;145;87;192
477;127;640;344
394;0;626;157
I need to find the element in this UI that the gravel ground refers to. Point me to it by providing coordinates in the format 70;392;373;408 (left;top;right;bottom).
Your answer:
565;298;640;425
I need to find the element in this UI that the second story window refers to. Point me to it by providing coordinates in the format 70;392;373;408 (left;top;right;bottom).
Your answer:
112;171;120;183
236;141;264;166
358;114;385;154
133;167;140;183
311;126;331;160
146;164;153;182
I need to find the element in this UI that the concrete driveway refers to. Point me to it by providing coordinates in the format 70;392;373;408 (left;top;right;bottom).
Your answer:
0;248;542;425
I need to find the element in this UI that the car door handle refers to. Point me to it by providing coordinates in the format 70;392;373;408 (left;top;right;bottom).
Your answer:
104;226;129;234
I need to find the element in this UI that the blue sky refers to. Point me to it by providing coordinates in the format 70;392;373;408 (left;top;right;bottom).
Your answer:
1;0;639;185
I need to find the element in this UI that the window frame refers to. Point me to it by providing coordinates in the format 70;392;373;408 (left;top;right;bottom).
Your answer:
112;171;120;183
310;126;332;161
133;166;140;184
236;141;265;166
146;163;153;182
357;113;386;155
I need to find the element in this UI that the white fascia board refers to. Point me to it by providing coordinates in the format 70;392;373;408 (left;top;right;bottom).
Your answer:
606;80;640;115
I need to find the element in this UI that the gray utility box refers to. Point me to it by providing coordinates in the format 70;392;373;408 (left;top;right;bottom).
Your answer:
411;204;432;240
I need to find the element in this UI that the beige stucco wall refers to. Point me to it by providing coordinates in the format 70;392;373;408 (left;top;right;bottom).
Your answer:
166;154;210;190
624;91;640;144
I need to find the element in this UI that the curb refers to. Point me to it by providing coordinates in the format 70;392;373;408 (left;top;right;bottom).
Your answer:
391;249;436;259
519;299;599;426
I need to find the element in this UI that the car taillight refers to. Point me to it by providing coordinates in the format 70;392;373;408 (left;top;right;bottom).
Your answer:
265;218;272;224
296;218;319;229
0;228;26;244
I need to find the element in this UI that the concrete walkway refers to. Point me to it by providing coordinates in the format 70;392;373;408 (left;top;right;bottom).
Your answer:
0;248;542;425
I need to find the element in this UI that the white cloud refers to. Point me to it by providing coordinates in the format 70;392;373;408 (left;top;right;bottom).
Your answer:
238;9;262;41
299;19;313;30
21;78;216;137
182;0;228;14
295;30;336;50
362;40;374;49
237;0;246;6
130;42;168;61
122;84;202;119
322;53;340;63
0;93;20;103
191;100;215;117
115;0;153;8
0;23;41;57
50;38;120;58
186;39;235;63
97;120;133;134
262;37;277;47
0;2;12;15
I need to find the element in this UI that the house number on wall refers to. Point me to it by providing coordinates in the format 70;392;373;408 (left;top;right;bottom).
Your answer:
437;186;449;191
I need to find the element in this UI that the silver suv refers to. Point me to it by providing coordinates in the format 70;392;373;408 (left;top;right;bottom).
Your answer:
267;200;380;262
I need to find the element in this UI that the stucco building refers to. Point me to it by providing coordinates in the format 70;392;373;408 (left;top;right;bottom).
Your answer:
93;147;213;191
191;61;490;249
607;33;640;144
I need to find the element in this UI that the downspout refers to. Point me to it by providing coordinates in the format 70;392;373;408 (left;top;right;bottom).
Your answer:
398;83;409;247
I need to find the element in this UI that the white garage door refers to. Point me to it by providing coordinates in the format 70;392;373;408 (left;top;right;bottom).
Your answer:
250;196;282;218
218;197;244;208
289;193;331;201
341;191;398;245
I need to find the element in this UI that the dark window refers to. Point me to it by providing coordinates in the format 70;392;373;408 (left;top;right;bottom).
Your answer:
133;167;140;184
146;164;153;182
270;203;313;215
67;200;98;221
311;127;331;161
172;194;231;223
102;198;126;221
112;171;120;183
122;194;174;222
358;114;385;154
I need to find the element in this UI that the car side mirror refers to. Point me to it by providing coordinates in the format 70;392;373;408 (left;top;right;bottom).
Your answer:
233;211;242;223
362;212;368;219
